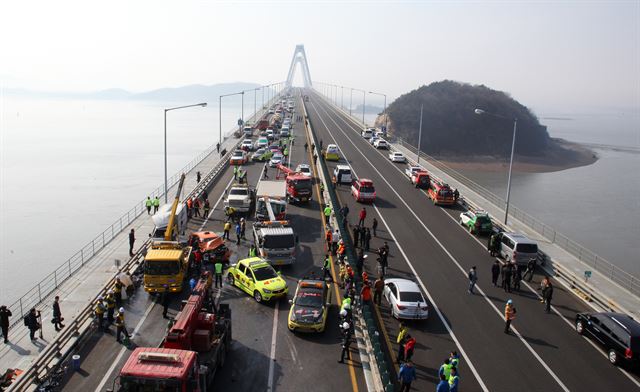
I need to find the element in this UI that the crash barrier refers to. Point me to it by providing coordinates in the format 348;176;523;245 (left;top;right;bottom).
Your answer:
393;136;640;299
303;106;389;391
7;95;285;391
312;89;639;300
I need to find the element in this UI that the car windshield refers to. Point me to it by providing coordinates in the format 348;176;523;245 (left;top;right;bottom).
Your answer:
229;189;248;195
144;261;180;276
360;186;375;193
476;216;491;224
263;234;294;248
293;179;312;190
516;243;538;253
295;290;323;307
233;152;243;157
255;149;265;154
273;154;283;160
253;266;278;281
399;291;423;302
299;167;310;173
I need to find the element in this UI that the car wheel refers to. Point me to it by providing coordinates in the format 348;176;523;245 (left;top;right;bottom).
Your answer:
227;274;235;286
254;291;263;303
469;225;474;234
576;320;584;334
608;349;619;365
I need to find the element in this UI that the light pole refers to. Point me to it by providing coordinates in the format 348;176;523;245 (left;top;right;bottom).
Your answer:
341;86;344;109
241;91;245;126
474;108;518;225
417;104;423;165
350;88;353;116
254;87;258;120
164;102;207;202
219;92;244;151
368;90;387;133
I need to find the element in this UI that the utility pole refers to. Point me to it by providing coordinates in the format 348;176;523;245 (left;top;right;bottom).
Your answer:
417;104;423;165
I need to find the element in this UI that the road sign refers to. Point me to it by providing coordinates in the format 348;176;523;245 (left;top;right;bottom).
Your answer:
584;271;592;278
237;118;244;126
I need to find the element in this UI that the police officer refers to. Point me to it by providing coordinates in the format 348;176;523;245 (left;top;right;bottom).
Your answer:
338;322;352;364
115;307;130;343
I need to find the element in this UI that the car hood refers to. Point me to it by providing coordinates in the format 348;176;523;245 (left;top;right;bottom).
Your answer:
291;305;324;322
259;277;287;291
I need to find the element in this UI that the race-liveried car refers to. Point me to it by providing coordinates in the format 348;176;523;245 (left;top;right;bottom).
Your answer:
252;148;274;162
324;144;340;161
459;210;493;235
287;278;330;333
227;257;288;302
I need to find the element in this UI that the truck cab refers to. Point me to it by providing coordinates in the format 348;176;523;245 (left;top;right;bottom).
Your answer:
253;221;297;266
143;241;192;293
224;184;254;212
351;179;376;203
427;179;455;206
411;171;430;189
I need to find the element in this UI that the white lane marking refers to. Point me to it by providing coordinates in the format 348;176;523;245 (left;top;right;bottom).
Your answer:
267;303;279;392
198;176;235;230
312;99;572;392
308;101;490;391
95;300;156;392
320;96;640;389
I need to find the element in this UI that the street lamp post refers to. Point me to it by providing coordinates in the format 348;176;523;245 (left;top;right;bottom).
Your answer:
219;92;244;152
417;103;423;165
164;102;207;202
341;86;344;109
350;88;353;116
474;108;518;225
368;91;387;133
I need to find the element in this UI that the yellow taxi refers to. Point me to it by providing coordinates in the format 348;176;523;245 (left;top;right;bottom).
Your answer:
324;144;340;161
287;278;330;333
227;257;288;302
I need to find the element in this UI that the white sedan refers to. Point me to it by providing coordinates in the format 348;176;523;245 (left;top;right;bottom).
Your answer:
388;152;406;163
383;278;429;320
269;153;285;167
295;164;312;177
374;139;388;149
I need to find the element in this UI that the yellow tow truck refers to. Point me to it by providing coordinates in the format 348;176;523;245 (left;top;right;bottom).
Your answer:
143;174;192;293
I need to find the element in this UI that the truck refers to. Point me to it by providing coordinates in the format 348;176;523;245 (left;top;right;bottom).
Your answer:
114;273;232;391
257;119;269;131
255;180;287;221
410;170;430;189
144;174;193;293
277;164;312;203
253;220;297;266
224;183;254;213
270;113;282;129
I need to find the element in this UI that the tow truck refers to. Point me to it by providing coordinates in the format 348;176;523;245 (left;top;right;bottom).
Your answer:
224;183;254;213
255;179;287;221
277;163;312;203
253;197;297;266
144;174;193;293
113;273;232;391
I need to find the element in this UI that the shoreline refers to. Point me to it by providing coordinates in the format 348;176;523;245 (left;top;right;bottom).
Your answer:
423;139;598;173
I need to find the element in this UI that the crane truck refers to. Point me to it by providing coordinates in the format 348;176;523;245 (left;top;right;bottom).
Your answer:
144;174;193;293
112;272;232;391
276;164;312;203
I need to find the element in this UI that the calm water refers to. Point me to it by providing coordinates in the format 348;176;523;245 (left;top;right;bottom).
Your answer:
365;109;640;277
0;97;246;303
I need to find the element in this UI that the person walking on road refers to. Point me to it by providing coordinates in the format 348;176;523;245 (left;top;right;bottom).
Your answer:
196;171;201;183
323;204;332;224
323;254;332;281
193;197;200;217
542;278;554;313
129;229;136;257
115;308;130;343
338;323;352;363
223;221;231;240
340;205;350;219
398;361;416;392
364;228;371;251
325;229;333;250
468;266;478;294
523;258;536;282
145;196;152;215
372;217;378;237
214;261;224;288
105;291;116;324
235;222;242;245
360;280;372;309
240;218;246;239
439;358;452;379
513;264;522;291
488;232;498;256
233;166;238;180
373;276;384;305
24;308;40;341
304;142;308;151
353;226;360;249
449;366;460;392
358;207;367;227
263;165;269;179
397;322;408;364
0;305;12;343
404;335;416;361
161;292;170;319
216;142;220;153
491;260;500;287
52;296;65;331
436;373;449;392
504;299;516;334
152;196;160;214
203;199;210;217
503;263;513;293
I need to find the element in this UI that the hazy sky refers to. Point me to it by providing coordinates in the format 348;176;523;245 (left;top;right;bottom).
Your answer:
1;0;638;110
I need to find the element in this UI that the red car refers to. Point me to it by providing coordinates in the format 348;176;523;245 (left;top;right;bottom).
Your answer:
351;179;376;203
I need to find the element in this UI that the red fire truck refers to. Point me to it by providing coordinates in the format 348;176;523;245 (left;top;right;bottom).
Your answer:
427;177;455;206
277;164;313;203
114;273;232;391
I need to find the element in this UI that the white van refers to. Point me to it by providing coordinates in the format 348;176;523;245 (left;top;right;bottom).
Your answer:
361;128;374;139
333;165;352;184
497;232;539;265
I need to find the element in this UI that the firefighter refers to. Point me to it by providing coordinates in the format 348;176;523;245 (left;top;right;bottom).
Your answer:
105;291;116;324
94;298;106;331
115;307;130;343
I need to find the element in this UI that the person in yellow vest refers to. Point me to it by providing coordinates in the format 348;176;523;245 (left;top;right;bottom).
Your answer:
504;299;516;334
214;261;223;289
448;366;459;392
94;298;106;331
145;196;152;215
114;278;123;307
223;221;232;240
115;307;130;343
152;196;160;213
105;291;116;324
397;322;408;364
323;204;332;224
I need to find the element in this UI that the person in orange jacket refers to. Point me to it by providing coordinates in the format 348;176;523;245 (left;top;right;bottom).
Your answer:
360;280;372;308
404;335;416;362
504;299;517;334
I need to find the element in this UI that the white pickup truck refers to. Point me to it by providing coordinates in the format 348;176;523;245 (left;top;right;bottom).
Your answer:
405;166;424;178
224;184;254;212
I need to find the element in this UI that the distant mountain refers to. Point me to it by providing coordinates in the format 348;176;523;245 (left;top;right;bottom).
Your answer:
383;80;551;156
353;104;383;114
4;82;268;103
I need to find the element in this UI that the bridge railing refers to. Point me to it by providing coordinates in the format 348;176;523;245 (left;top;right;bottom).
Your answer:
392;136;639;297
5;93;280;329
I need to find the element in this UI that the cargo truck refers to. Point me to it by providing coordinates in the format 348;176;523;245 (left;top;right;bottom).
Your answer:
255;179;287;221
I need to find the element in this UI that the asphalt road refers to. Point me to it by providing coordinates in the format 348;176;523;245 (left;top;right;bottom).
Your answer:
304;88;640;392
62;93;365;392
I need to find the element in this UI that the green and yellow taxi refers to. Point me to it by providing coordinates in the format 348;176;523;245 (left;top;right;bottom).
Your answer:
287;278;330;333
227;257;288;302
324;144;340;161
251;148;274;162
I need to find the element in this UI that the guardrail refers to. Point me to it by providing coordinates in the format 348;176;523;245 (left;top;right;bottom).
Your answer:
392;136;640;298
7;95;284;391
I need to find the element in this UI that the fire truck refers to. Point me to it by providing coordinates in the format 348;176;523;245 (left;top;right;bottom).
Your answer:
427;177;455;206
114;273;232;391
276;164;312;203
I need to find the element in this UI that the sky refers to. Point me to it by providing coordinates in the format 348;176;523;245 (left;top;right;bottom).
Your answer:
1;0;639;111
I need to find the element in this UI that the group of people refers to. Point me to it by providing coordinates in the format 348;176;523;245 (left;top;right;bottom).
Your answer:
396;323;418;391
0;295;68;345
144;196;161;215
186;195;211;220
93;277;134;344
489;260;532;293
436;351;461;392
